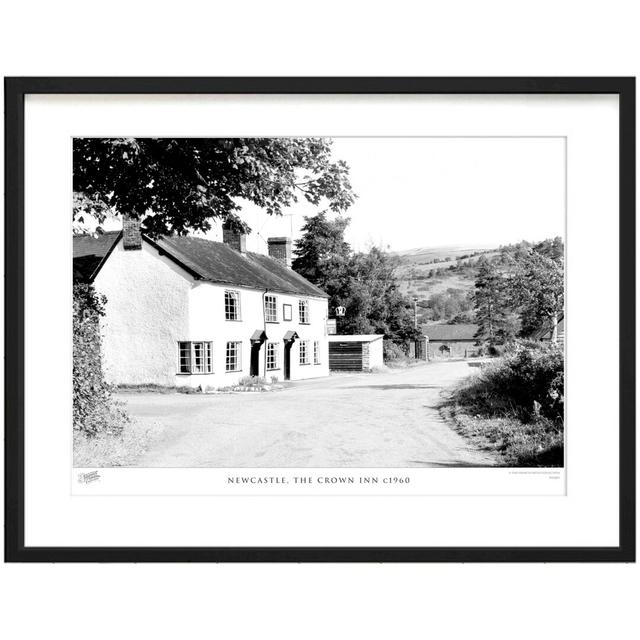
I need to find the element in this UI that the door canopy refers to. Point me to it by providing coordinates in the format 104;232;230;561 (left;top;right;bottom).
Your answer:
250;330;268;345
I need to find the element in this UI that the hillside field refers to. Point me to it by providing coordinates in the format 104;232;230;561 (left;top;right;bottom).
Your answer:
393;244;499;323
392;237;563;326
392;243;498;265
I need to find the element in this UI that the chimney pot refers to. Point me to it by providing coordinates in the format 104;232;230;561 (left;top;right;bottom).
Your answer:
267;237;292;267
123;215;142;250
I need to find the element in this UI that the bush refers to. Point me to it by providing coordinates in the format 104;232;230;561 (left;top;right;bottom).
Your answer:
447;341;564;466
486;343;507;357
456;342;564;423
239;375;268;387
73;284;129;437
383;340;406;361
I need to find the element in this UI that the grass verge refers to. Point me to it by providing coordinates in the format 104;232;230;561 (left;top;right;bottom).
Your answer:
441;403;563;467
74;419;163;467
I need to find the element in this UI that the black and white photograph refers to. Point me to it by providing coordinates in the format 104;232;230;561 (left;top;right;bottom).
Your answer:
5;75;634;565
73;136;565;470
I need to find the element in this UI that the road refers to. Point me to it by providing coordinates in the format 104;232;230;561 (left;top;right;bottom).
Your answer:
119;360;497;468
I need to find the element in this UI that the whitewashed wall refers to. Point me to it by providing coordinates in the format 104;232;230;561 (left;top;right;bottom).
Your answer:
368;337;384;369
95;239;192;386
187;282;329;388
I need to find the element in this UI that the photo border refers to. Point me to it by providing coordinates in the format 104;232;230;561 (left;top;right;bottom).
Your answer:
4;77;635;562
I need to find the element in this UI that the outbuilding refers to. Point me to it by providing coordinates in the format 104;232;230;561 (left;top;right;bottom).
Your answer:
422;323;481;359
328;335;384;372
530;314;565;347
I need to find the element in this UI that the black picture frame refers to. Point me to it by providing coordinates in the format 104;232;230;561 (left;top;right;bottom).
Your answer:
4;77;635;563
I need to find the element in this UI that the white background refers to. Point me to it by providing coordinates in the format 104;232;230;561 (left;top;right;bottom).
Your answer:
1;1;639;639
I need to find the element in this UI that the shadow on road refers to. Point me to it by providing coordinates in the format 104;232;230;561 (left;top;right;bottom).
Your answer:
340;384;441;390
408;460;497;468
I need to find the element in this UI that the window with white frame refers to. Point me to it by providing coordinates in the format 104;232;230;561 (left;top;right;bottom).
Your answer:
225;290;241;320
264;294;278;322
225;341;242;371
313;340;320;365
299;299;309;323
299;340;310;365
266;342;279;370
178;341;212;374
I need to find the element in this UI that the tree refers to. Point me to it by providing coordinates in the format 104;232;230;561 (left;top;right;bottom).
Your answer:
73;138;356;236
472;261;516;344
424;287;474;323
340;248;419;341
533;236;564;262
292;212;352;288
292;214;419;343
471;239;564;344
512;250;564;340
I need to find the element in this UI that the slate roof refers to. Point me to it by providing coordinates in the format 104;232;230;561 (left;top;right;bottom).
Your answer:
422;324;479;341
73;231;122;282
150;235;327;298
72;232;328;299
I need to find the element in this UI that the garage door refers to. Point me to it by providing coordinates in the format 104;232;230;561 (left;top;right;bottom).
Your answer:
329;341;363;371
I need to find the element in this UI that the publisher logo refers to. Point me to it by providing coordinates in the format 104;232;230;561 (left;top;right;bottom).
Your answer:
78;470;100;484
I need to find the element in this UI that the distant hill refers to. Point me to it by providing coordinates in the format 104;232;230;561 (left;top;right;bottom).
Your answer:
392;239;562;326
393;244;499;325
391;243;499;265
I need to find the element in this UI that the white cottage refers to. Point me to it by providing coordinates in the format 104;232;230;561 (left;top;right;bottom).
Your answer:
73;219;330;389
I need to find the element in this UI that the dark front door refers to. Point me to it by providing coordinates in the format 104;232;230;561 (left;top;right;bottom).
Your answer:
250;343;261;377
284;342;292;380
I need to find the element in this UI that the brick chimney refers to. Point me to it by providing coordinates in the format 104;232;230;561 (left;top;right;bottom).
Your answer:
267;237;292;267
122;215;142;250
222;220;247;253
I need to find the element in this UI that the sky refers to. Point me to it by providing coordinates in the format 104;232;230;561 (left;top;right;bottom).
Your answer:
225;136;566;254
95;137;566;254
